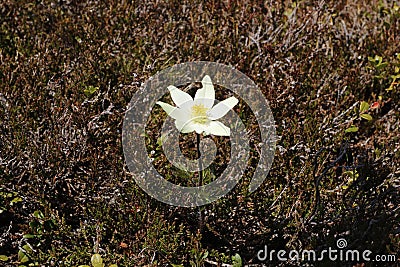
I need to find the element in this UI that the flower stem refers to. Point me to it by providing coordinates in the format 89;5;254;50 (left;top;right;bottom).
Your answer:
196;133;203;187
196;133;204;231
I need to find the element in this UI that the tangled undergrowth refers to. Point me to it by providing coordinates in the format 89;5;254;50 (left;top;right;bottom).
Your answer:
0;0;399;266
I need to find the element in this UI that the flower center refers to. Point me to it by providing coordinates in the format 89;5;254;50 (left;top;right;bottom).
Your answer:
191;104;209;124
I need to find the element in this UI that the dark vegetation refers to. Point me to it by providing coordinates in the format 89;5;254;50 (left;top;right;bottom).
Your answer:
0;0;399;266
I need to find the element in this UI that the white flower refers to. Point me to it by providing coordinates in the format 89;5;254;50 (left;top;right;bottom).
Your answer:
156;75;239;136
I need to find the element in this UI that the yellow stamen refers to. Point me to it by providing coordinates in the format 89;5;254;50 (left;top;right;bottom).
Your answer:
191;104;209;124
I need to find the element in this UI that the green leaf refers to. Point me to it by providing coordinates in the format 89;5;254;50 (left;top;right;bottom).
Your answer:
11;196;22;204
375;55;382;64
359;101;370;113
391;73;400;80
386;85;393;91
23;234;36;239
78;265;91;267
368;55;382;65
367;56;375;63
374;74;386;79
374;148;381;158
18;250;29;263
232;253;243;267
345;126;359;133
360;114;373;121
109;265;118;267
0;255;9;261
376;62;388;70
29;221;39;229
171;264;184;267
84;86;99;97
22;244;32;252
91;254;104;267
33;210;44;219
75;36;82;44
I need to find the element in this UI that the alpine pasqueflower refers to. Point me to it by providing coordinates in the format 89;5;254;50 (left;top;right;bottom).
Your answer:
156;75;238;136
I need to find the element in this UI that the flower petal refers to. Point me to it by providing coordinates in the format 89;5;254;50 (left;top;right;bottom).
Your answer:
175;120;204;134
157;101;190;122
192;123;206;134
193;97;214;110
156;101;176;114
168;85;193;108
207;96;239;120
205;121;230;136
175;120;189;133
194;75;215;108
